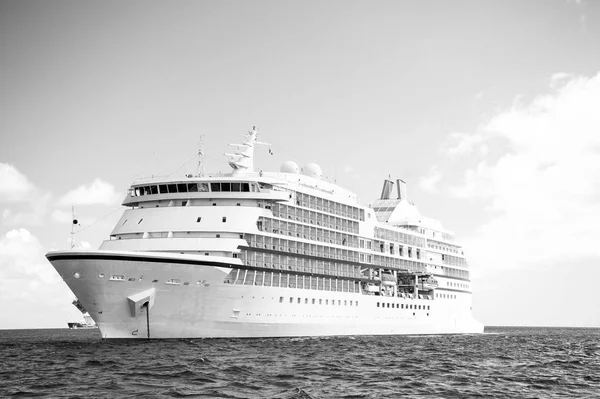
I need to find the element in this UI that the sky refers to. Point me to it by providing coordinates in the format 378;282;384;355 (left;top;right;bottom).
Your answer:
1;0;600;329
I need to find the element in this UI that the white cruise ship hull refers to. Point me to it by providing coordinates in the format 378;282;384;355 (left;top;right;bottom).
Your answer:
47;250;483;339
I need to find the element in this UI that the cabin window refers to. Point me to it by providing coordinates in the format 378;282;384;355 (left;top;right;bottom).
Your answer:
159;185;168;194
279;297;283;303
216;234;220;238
182;201;187;206
241;183;250;192
222;217;227;223
196;217;201;223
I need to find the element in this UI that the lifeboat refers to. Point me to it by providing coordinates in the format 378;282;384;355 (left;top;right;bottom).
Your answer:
381;273;396;286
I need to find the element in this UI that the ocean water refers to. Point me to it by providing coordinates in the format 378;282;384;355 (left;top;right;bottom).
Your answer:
0;327;598;398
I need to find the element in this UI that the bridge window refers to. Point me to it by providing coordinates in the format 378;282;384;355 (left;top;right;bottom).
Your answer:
187;183;198;192
177;183;187;192
222;183;231;192
211;183;220;192
159;185;168;194
167;184;177;193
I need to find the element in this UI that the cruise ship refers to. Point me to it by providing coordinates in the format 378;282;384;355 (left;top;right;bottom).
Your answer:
46;127;483;339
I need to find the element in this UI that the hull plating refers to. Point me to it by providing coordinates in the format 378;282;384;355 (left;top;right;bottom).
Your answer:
47;251;483;339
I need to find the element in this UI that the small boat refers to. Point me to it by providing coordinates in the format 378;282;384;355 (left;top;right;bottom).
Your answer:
67;300;97;329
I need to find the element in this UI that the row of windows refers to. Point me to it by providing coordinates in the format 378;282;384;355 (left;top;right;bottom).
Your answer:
130;181;258;197
441;254;468;267
244;235;428;274
101;273;208;286
440;267;469;280
281;297;359;307
240;250;363;278
257;217;359;246
436;293;458;299
287;193;365;222
447;281;469;289
224;269;361;293
270;204;361;234
428;240;463;255
377;302;430;310
373;227;426;248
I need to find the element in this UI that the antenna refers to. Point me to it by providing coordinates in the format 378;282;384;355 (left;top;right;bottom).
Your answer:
195;135;205;177
70;206;78;249
225;126;270;174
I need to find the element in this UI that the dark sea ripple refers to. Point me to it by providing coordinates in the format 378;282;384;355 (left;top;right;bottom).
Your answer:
0;327;599;398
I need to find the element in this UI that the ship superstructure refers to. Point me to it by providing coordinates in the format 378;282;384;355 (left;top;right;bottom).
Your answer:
47;127;483;338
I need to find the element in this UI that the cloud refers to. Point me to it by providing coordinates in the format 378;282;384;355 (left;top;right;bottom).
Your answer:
418;166;442;193
444;132;489;157
0;229;78;328
0;163;36;202
0;164;51;226
447;71;600;271
51;209;72;224
59;178;121;206
549;72;575;89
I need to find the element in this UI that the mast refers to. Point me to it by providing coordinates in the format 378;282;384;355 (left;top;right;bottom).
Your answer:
70;206;78;250
224;126;270;175
195;135;205;177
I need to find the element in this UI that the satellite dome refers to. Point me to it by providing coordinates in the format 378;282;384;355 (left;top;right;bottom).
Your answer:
302;163;323;179
280;161;300;173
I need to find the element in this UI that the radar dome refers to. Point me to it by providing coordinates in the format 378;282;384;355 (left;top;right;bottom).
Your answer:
302;163;323;179
280;161;300;173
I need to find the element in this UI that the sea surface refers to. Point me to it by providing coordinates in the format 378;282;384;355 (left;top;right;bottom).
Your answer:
0;327;598;398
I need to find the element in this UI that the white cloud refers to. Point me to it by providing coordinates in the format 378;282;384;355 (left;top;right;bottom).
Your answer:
0;229;78;328
550;72;575;89
51;209;73;224
444;132;488;157
418;166;442;193
59;178;121;206
0;163;36;202
0;164;51;226
448;71;600;271
2;192;52;226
